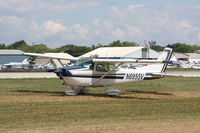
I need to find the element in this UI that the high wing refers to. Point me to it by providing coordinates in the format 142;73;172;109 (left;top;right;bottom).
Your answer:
93;58;180;65
24;53;78;61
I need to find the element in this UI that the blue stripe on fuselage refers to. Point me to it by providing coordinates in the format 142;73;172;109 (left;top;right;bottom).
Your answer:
63;75;124;79
61;74;161;80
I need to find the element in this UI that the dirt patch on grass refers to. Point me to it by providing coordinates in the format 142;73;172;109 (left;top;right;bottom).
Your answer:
0;94;114;103
5;119;200;133
0;90;199;104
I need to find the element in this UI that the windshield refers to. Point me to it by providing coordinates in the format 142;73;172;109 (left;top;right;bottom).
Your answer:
71;58;93;69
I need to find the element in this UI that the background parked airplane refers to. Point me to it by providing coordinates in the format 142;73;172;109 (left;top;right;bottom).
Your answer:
1;58;30;70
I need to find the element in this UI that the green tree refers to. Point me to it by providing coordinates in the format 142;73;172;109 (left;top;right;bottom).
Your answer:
29;44;51;53
171;43;199;53
0;43;7;49
56;44;92;57
148;41;164;51
107;40;139;47
7;40;28;49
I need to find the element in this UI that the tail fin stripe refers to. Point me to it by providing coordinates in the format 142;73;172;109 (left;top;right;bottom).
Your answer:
161;49;173;73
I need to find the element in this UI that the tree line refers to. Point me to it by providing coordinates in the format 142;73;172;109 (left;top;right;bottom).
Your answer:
148;41;200;53
0;40;200;57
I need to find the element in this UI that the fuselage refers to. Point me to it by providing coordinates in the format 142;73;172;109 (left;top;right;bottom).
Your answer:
55;62;162;87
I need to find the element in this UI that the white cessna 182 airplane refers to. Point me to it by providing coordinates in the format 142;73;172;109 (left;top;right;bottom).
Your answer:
24;45;179;96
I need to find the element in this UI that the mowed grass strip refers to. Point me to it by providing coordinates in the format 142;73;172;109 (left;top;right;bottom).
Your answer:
0;78;200;133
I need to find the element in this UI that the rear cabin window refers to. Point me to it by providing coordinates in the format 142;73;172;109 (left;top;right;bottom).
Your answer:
96;64;118;72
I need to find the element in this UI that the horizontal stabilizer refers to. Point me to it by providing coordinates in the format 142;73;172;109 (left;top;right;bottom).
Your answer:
163;60;181;65
151;73;183;78
93;58;180;64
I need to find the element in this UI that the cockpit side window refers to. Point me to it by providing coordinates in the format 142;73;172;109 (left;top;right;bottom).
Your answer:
96;64;109;72
96;64;119;72
109;64;119;71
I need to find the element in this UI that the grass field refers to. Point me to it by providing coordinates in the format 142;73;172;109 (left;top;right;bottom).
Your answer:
0;78;200;133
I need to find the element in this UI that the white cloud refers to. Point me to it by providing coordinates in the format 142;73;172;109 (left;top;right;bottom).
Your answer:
1;3;200;46
197;32;200;42
89;19;116;43
0;16;24;26
0;15;26;39
110;6;124;18
71;24;88;35
126;25;143;38
112;28;125;39
179;20;191;28
41;21;66;36
110;6;119;13
27;20;67;39
0;0;101;15
107;4;200;45
128;4;144;10
64;24;89;40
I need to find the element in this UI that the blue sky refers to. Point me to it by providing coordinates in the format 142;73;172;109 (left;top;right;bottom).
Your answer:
0;0;200;47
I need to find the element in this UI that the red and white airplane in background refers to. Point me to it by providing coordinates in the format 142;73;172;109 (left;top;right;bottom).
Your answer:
24;45;180;96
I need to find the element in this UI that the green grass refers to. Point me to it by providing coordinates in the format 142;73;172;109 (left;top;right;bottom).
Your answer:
0;78;200;133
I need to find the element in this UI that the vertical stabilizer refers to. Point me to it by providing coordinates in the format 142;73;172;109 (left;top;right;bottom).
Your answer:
138;45;174;73
158;45;174;73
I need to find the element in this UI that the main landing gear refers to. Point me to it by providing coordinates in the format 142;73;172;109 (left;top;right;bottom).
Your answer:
64;87;122;96
106;89;122;96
